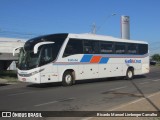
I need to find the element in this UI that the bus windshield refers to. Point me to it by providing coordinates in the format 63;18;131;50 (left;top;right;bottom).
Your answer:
17;34;67;70
18;48;40;70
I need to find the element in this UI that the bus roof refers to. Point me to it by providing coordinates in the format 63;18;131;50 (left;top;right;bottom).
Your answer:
67;33;148;44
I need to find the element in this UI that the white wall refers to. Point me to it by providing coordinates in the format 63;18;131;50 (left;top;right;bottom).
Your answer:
0;37;25;53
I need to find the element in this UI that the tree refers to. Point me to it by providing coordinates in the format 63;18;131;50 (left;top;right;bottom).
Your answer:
152;54;160;61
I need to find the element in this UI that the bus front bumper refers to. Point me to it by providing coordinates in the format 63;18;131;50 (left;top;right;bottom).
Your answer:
18;73;41;84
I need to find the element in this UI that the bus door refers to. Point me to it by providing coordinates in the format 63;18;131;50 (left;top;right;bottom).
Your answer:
39;45;58;83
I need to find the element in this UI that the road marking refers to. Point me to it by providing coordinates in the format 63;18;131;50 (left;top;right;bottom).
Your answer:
135;78;159;82
139;82;149;85
34;97;75;107
152;79;160;82
108;86;127;91
101;86;127;94
8;91;35;96
58;97;75;102
34;101;58;107
135;78;160;85
82;117;93;120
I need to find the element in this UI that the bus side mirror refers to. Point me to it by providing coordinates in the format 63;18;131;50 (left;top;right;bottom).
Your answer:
34;42;55;54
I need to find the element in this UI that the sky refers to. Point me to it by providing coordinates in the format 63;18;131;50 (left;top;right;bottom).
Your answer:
0;0;160;54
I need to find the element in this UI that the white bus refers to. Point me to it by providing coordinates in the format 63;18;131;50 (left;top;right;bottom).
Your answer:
14;33;149;86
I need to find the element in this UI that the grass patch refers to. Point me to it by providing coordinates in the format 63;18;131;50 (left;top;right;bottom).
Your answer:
154;63;160;66
153;117;160;120
0;70;18;83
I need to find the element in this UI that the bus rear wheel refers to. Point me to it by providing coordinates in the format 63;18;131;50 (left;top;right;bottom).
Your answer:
62;71;73;86
126;68;134;80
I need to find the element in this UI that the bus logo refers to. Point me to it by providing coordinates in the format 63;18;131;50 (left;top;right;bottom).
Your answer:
125;59;141;63
68;59;78;62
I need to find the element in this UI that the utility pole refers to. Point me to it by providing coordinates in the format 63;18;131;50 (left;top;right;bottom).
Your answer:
91;22;97;34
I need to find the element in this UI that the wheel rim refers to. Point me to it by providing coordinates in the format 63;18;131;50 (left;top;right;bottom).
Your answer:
65;74;72;84
128;71;133;78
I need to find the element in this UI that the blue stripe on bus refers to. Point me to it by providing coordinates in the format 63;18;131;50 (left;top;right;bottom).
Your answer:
80;55;93;62
99;57;109;64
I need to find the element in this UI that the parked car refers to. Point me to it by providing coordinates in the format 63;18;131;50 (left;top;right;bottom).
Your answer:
150;60;157;65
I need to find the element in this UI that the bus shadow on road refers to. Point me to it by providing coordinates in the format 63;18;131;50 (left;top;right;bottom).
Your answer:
76;77;124;85
26;75;147;88
0;83;9;87
76;75;147;85
27;77;125;88
27;82;62;88
133;75;147;79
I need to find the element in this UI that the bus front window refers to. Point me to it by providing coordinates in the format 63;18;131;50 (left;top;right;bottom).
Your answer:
18;44;57;70
18;48;40;70
17;34;67;70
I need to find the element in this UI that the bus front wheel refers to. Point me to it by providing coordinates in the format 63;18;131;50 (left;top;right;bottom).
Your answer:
126;68;134;80
62;71;73;86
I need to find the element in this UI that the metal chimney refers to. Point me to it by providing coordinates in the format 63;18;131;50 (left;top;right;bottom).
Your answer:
121;16;130;39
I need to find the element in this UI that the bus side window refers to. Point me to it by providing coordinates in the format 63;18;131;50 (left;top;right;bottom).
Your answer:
127;43;137;54
115;43;126;54
63;39;83;57
99;41;113;54
83;40;99;54
138;44;148;54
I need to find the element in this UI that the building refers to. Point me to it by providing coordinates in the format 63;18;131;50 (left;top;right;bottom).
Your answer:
0;37;25;70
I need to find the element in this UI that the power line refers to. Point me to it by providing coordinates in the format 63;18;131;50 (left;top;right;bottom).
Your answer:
96;13;116;33
0;30;39;36
90;13;116;34
0;29;42;38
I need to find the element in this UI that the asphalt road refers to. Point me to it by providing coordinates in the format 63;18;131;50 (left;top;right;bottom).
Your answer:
0;66;160;120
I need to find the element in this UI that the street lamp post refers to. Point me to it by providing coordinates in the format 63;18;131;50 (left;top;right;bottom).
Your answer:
91;13;116;34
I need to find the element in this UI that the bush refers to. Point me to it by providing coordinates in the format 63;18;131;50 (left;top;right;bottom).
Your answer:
0;70;18;82
151;54;160;62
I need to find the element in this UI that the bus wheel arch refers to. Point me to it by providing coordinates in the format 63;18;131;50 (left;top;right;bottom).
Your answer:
126;67;134;80
62;69;75;86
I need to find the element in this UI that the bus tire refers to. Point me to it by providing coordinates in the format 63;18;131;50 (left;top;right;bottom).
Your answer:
62;71;73;86
126;68;134;80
